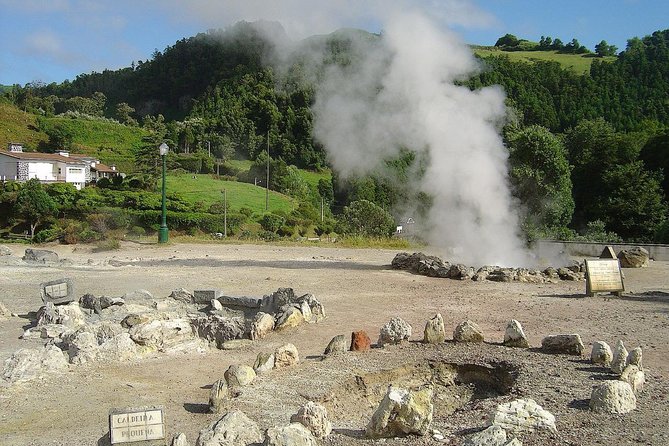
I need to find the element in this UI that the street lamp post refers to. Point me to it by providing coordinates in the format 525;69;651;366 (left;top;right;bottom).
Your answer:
158;143;169;243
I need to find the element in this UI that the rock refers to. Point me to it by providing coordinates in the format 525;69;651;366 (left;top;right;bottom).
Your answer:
505;439;523;446
23;248;59;263
2;345;68;384
122;289;154;301
224;365;256;387
487;269;515;283
129;319;195;351
275;307;304;331
192;315;246;348
489;399;557;434
423;314;446;344
221;340;253;350
96;333;139;362
620;365;645;393
290;401;332;439
121;313;151;329
540;334;584;355
196;410;263;446
172;433;190;446
590;380;637;414
503;320;529;348
274;344;299;368
611;340;629;374
66;331;99;364
211;299;224;312
169;288;194;303
627;347;642;370
351;331;371;352
0;301;13;320
378;317;412;346
591;341;613;366
324;335;349;356
208;379;229;414
617;247;650;268
264;423;318;446
298;294;326;321
250;312;275;341
40;324;68;339
37;302;86;328
0;245;12;256
453;320;485;343
79;293;119;313
462;425;507;446
366;386;433;438
253;352;275;374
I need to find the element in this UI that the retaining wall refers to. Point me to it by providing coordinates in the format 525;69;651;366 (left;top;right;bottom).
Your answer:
534;240;669;261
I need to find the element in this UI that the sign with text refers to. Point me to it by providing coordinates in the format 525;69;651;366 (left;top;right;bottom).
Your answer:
40;278;74;305
585;259;624;296
109;407;165;444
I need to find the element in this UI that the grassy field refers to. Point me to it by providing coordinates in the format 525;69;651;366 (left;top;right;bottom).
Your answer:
0;100;49;149
167;172;294;214
472;47;616;74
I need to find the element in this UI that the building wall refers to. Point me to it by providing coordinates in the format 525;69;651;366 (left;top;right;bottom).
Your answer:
64;164;86;190
27;161;59;181
0;154;18;180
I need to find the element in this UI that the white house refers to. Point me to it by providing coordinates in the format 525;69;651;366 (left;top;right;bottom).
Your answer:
0;143;87;189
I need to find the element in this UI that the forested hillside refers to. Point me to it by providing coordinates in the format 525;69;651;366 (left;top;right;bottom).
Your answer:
3;23;669;244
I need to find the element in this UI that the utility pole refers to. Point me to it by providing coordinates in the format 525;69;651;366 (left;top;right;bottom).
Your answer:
265;131;269;211
223;189;227;238
207;141;211;157
321;196;324;222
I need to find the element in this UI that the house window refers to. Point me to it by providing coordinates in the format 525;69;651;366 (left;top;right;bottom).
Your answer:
58;168;62;174
68;168;83;173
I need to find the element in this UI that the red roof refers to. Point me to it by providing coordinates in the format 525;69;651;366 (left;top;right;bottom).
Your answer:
92;162;116;173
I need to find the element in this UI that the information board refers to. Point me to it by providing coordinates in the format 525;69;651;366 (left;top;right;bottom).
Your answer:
585;259;624;296
109;408;165;444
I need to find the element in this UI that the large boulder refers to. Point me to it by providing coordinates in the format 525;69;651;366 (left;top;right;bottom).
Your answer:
209;379;229;414
37;302;86;328
423;314;446;344
503;320;529;348
590;380;637;414
290;401;332;439
224;365;256;388
250;312;275;341
462;425;507;446
196;411;263;446
324;335;348;356
191;315;246;348
619;365;645;393
378;317;412;346
169;288;195;304
541;334;584;355
23;248;59;263
274;344;299;368
366;386;433;438
617;247;650;268
275;306;304;331
591;341;613;366
627;347;643;370
610;340;628;374
489;399;557;434
253;352;275;374
2;345;68;384
351;331;371;352
453;320;484;343
264;423;317;446
129;319;196;351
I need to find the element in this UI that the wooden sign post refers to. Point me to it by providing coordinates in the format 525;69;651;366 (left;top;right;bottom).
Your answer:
585;259;624;297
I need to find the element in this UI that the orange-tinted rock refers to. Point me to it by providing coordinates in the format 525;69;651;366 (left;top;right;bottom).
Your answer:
351;331;371;352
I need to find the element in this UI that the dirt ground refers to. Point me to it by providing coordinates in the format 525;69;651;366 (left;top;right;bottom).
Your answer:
0;241;668;446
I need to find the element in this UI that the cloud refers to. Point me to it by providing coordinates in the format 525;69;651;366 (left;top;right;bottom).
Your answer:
21;30;83;65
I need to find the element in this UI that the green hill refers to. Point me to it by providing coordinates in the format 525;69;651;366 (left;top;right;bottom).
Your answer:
472;46;616;74
0;99;49;149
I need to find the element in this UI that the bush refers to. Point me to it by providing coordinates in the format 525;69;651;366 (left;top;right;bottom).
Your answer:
259;213;285;233
338;200;395;237
129;225;146;236
94;238;120;252
96;177;112;189
259;230;280;242
33;228;61;243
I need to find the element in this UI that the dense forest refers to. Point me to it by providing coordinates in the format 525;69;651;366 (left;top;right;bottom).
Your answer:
3;22;669;244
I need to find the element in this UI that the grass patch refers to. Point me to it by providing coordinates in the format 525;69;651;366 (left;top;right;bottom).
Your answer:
166;172;294;214
0;100;49;149
299;168;332;189
472;47;615;74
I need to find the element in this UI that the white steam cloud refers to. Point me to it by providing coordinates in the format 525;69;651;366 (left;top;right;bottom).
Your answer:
311;10;533;266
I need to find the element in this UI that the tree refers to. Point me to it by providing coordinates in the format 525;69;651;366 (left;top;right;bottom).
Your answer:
595;40;618;57
506;125;574;231
44;124;74;152
115;102;138;126
15;179;58;239
495;34;520;48
338;199;395;237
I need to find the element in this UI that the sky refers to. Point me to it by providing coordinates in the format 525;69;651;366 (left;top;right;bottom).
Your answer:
1;0;667;86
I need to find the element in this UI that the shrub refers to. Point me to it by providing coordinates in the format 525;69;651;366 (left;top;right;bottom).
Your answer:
259;213;285;233
96;177;112;189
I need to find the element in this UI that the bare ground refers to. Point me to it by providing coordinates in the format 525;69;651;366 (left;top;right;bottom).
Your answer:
0;242;668;446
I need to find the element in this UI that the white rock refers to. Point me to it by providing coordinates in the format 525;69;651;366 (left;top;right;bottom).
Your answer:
250;312;275;341
462;425;507;446
253;352;275;374
290;401;332;439
590;380;636;414
196;410;263;446
504;320;529;348
299;300;313;322
423;314;446;344
489;399;557;434
211;299;223;312
172;432;190;446
264;423;318;446
453;320;484;343
619;365;645;393
274;344;299;368
590;341;613;366
224;365;256;387
366;386;433;438
275;307;304;331
0;300;12;320
541;334;584;355
378;317;412;346
611;340;628;374
324;335;349;355
129;318;195;351
2;345;68;384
